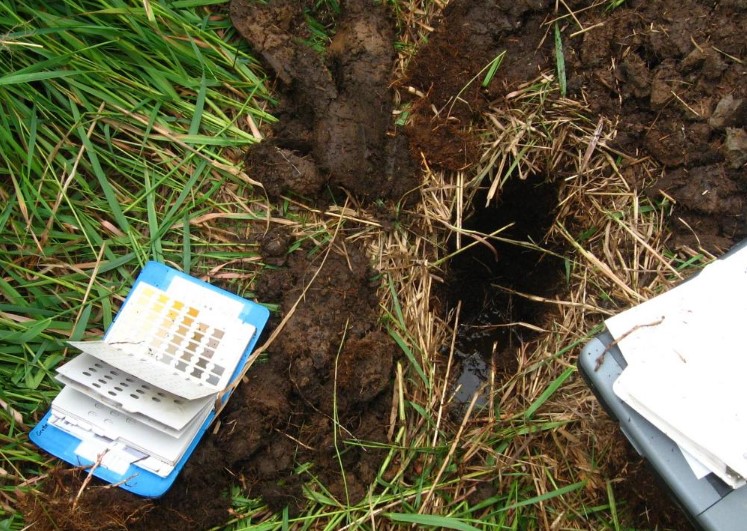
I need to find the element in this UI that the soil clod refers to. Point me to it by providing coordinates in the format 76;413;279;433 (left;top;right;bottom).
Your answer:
231;0;419;203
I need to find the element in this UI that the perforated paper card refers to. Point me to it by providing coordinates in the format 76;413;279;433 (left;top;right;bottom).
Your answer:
29;261;270;497
55;353;212;434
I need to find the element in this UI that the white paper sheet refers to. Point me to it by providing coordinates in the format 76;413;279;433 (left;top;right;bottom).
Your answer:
51;386;204;467
606;245;747;485
614;358;747;487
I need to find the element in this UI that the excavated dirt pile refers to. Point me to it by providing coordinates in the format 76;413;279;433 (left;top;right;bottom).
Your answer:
231;0;419;203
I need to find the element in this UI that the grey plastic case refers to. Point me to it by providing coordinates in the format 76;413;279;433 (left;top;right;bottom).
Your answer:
579;331;747;530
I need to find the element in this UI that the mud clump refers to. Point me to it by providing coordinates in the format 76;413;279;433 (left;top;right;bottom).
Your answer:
230;0;419;203
219;238;395;512
568;0;747;252
403;0;554;171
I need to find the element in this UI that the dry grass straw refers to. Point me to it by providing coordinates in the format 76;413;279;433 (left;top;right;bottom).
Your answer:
368;55;711;524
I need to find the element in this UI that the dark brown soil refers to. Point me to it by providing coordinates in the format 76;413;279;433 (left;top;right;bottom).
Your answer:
406;0;746;253
403;0;554;171
19;0;746;529
404;0;745;528
411;10;744;509
231;0;420;204
221;238;395;513
567;0;747;252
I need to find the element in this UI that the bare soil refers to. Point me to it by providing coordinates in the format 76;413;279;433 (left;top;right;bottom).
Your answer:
20;0;746;529
231;0;420;204
568;0;747;253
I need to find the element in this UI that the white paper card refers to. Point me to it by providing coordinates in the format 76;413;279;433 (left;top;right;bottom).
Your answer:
606;245;747;486
68;341;218;400
52;386;201;467
98;282;256;393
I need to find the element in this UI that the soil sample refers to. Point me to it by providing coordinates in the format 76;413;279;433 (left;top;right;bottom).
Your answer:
231;0;419;203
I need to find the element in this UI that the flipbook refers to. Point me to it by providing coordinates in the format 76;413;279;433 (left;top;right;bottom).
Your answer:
30;262;269;497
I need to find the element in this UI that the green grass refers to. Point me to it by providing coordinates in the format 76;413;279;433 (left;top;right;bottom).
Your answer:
481;51;506;88
553;22;567;97
0;0;272;525
605;0;627;11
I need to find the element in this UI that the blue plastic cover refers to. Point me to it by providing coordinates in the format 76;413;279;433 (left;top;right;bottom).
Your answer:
29;261;269;497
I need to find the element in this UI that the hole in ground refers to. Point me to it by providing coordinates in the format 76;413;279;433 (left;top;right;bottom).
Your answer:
443;173;564;407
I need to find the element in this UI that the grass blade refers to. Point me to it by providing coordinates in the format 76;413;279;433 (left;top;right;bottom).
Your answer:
482;51;506;87
554;23;566;97
523;366;574;420
386;513;482;531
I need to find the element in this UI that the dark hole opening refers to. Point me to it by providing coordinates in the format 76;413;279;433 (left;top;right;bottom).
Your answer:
443;173;564;405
